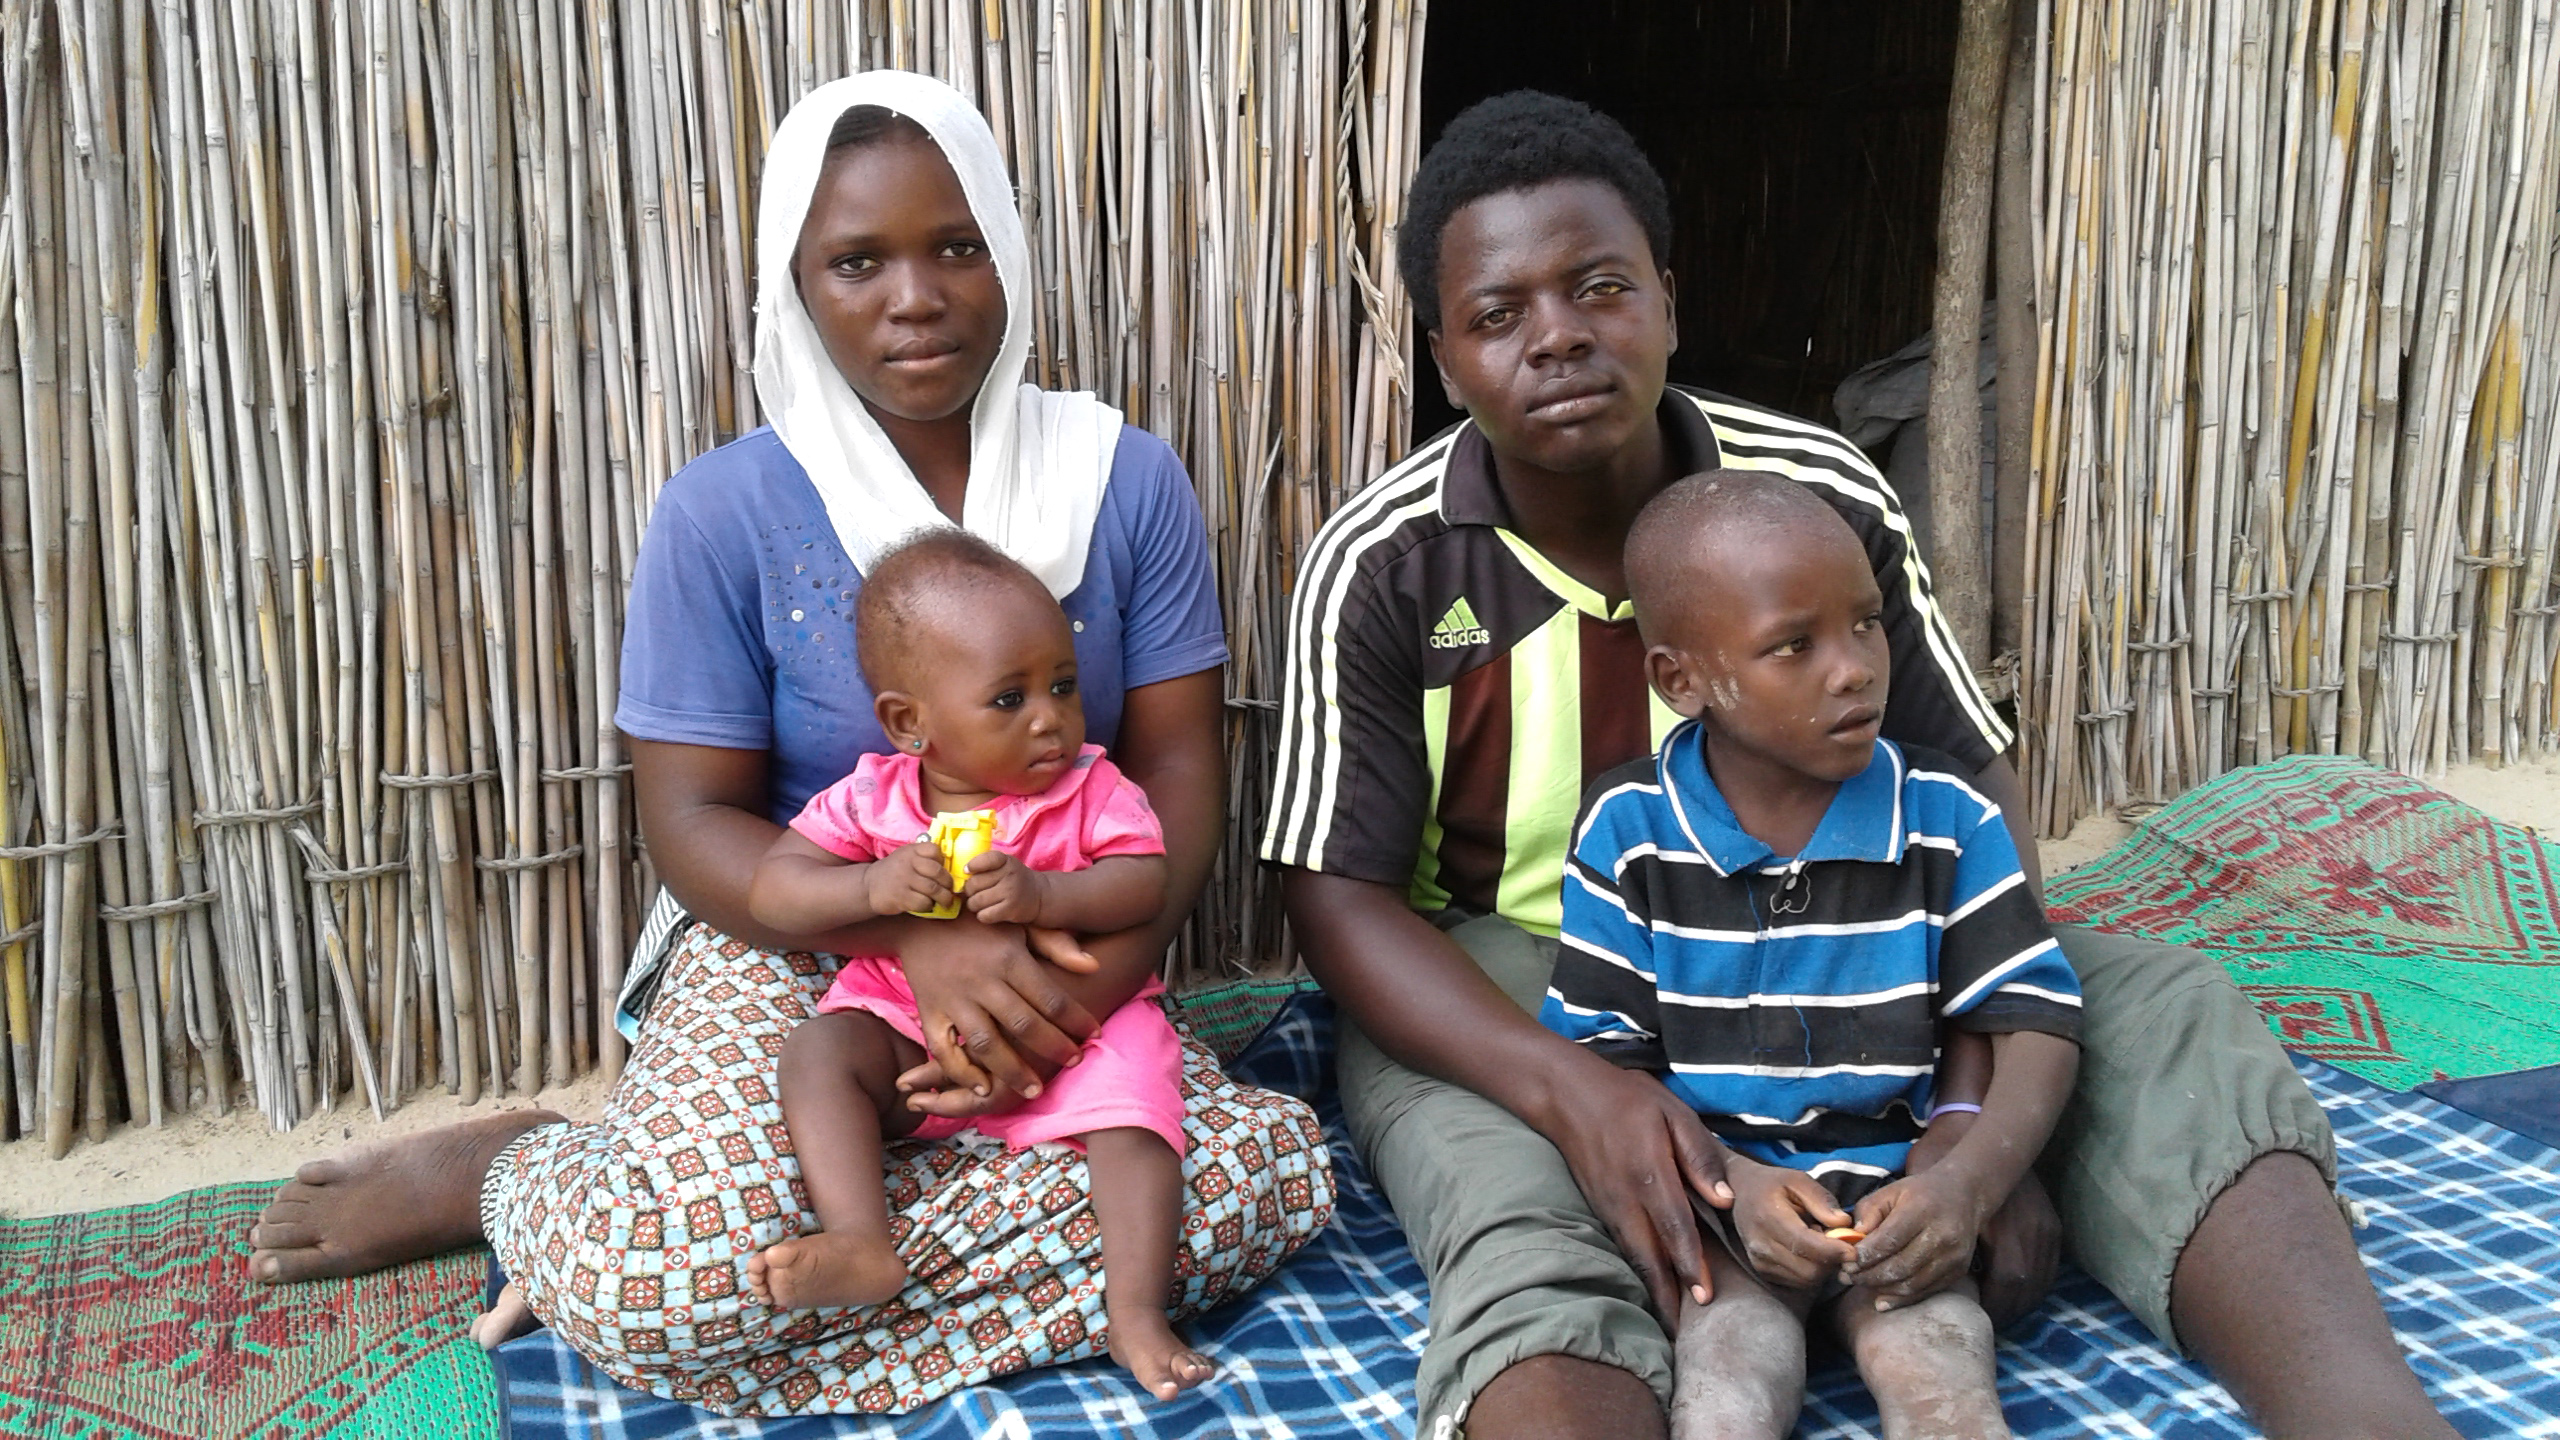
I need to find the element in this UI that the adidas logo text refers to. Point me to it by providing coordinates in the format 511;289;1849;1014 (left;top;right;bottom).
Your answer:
1430;597;1492;649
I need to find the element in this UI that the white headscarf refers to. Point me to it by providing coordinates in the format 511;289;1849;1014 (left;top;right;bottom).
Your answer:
754;71;1121;599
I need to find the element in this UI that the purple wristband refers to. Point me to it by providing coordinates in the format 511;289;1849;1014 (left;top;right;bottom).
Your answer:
1927;1101;1984;1124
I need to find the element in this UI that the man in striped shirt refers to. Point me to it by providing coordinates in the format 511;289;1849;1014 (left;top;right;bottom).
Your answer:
1543;471;2081;1436
1264;91;2451;1440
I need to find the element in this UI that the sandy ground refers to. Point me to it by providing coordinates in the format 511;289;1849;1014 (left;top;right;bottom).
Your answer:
3;754;2556;1221
0;1071;615;1220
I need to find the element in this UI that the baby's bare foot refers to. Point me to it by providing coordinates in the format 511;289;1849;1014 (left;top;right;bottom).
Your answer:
746;1234;908;1309
473;1280;540;1350
1107;1307;1215;1401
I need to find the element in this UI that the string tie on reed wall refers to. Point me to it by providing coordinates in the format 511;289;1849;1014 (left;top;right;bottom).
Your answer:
2076;703;2135;723
2380;629;2460;644
477;845;585;874
0;823;124;860
300;857;412;884
99;890;219;923
2267;683;2344;698
380;769;497;790
193;797;322;828
540;765;633;782
0;920;41;949
2190;686;2235;698
2228;589;2290;604
286;823;411;887
2456;553;2522;570
2125;633;2190;653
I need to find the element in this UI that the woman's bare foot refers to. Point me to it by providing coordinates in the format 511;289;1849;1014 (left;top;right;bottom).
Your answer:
249;1110;561;1283
473;1280;540;1350
1107;1306;1215;1401
746;1233;909;1309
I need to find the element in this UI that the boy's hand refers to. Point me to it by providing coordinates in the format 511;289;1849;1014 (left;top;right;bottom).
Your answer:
1840;1168;1992;1309
961;851;1049;926
869;839;955;915
1726;1157;1859;1292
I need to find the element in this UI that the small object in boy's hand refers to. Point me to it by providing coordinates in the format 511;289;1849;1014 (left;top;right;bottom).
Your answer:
910;810;999;919
1824;1226;1866;1242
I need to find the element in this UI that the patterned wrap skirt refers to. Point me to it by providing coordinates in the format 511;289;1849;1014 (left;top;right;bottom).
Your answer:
479;923;1336;1416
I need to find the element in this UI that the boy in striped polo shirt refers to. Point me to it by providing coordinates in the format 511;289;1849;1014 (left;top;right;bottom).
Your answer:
1542;471;2081;1438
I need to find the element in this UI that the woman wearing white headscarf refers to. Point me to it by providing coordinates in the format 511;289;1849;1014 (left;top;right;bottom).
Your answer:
246;72;1334;1416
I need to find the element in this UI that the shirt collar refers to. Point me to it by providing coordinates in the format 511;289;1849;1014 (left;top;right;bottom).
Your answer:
1659;722;1907;876
1438;385;1729;529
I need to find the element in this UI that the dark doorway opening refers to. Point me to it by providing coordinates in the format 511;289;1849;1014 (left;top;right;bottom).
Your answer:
1410;0;1958;443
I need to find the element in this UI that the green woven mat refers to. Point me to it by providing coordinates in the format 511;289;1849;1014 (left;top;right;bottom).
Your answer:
2048;754;2560;1090
0;1179;498;1439
1169;974;1319;1061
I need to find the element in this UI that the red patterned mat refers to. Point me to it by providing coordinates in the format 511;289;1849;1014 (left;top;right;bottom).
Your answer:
0;1178;497;1439
2048;754;2560;1090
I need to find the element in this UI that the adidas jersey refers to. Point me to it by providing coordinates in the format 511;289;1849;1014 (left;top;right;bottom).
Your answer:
1259;386;2013;936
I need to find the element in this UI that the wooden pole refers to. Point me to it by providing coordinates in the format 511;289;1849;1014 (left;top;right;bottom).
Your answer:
1928;0;2014;671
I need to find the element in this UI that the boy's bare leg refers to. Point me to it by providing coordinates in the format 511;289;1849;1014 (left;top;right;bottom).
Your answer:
1672;1237;1814;1440
747;1010;926;1309
1083;1126;1215;1400
1835;1277;2007;1440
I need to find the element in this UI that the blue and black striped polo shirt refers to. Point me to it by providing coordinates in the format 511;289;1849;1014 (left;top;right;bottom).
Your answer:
1541;727;2082;1197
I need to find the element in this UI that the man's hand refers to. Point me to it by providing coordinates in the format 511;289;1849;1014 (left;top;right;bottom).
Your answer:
1725;1156;1859;1293
961;850;1048;926
1840;1168;1993;1309
868;839;956;917
1539;1065;1734;1326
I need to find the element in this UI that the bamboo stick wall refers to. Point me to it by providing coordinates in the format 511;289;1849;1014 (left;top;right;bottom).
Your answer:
5;0;2553;1156
2019;0;2560;836
0;0;1426;1152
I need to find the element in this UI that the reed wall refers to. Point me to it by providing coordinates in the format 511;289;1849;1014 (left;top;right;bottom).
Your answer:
3;0;2553;1155
0;0;1425;1152
2018;0;2560;835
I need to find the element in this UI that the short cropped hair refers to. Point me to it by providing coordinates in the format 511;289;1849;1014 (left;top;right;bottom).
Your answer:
854;528;1046;690
1625;470;1855;644
1398;91;1675;330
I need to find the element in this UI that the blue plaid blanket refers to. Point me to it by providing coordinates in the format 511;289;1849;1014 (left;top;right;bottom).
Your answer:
495;994;2560;1439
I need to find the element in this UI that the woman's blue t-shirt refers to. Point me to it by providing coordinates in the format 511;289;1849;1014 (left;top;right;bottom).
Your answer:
615;424;1228;823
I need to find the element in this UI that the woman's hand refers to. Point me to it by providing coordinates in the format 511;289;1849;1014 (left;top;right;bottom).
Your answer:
894;914;1101;1103
892;1054;1020;1120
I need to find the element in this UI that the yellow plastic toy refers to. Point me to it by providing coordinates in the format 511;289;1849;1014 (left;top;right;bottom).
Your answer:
911;809;1000;919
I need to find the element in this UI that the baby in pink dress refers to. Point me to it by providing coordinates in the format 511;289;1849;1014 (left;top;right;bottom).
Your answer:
742;530;1206;1399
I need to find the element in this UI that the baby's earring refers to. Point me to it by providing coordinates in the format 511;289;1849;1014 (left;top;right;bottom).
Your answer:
911;738;925;750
